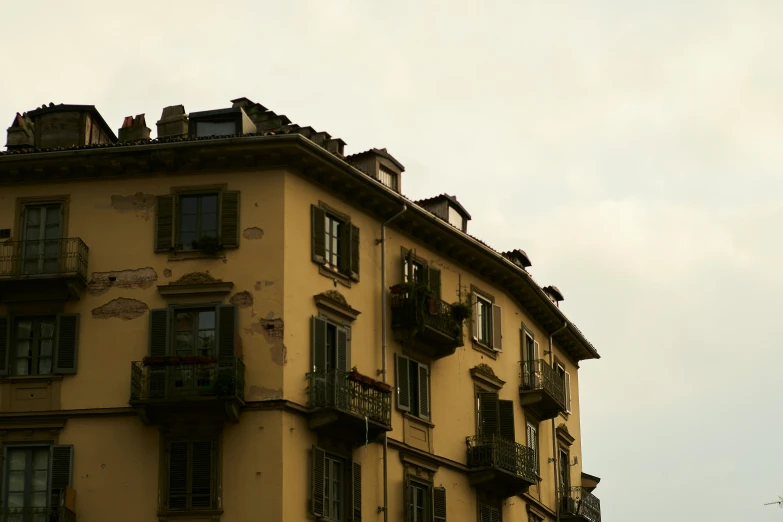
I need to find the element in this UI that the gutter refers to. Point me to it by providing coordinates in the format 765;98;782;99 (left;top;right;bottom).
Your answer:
549;321;568;522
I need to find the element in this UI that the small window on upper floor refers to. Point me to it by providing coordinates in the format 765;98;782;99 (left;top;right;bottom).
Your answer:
447;206;463;230
395;353;430;422
311;203;360;282
0;314;80;377
155;189;240;254
194;120;238;137
378;166;398;191
471;289;502;352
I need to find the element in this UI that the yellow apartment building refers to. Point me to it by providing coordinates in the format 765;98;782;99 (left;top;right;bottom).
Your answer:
0;98;602;522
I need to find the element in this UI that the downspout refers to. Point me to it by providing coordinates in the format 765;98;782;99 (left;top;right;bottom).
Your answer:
380;204;407;522
550;321;568;522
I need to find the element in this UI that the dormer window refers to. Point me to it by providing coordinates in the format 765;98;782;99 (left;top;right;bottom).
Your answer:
188;107;256;138
416;194;471;233
378;166;398;191
195;120;237;137
448;206;464;230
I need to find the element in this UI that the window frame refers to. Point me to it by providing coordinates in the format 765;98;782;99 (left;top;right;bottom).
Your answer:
378;166;399;191
555;360;572;416
526;421;539;473
161;434;221;514
323;452;345;521
1;313;80;377
406;476;432;522
11;316;56;376
176;192;220;251
1;443;73;512
395;353;431;421
311;202;360;283
470;286;501;353
171;307;218;358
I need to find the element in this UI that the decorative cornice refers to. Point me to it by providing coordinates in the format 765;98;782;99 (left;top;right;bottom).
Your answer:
314;291;361;322
470;364;505;390
158;272;233;297
556;423;575;446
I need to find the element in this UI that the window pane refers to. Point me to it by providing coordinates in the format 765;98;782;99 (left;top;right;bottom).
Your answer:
201;195;217;214
16;320;32;339
31;492;47;507
6;492;23;508
198;311;215;330
38;357;52;375
196;121;236;137
180;232;197;248
176;312;195;331
16;340;32;357
39;340;53;357
31;470;48;489
181;215;197;233
181;197;198;214
32;449;49;470
176;333;194;352
7;470;25;491
15;359;31;375
40;321;55;339
198;331;215;354
8;450;27;470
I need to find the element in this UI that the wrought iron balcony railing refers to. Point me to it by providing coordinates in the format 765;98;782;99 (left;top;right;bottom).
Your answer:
562;487;602;522
0;506;77;522
520;359;566;406
307;370;392;427
130;356;245;403
391;294;463;344
466;434;537;483
0;238;89;282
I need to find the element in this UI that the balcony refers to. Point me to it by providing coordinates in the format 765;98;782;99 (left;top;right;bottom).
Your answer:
130;356;245;424
0;506;77;522
307;369;392;445
466;434;537;498
519;360;567;420
0;238;88;302
390;291;464;359
561;487;601;522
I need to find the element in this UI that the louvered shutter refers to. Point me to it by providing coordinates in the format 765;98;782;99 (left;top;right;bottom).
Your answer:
220;190;240;249
350;224;360;281
490;506;500;522
395;353;411;412
404;475;413;522
433;487;446;522
311;205;326;264
498;400;515;442
565;371;572;413
217;305;236;361
54;314;79;374
0;316;9;376
49;444;73;509
471;293;479;341
418;363;430;421
148;309;169;400
311;446;326;517
311;316;327;372
478;392;499;438
191;441;213;509
428;266;441;301
155;195;174;252
339;220;352;276
527;423;538;471
336;325;349;371
533;341;541;388
491;304;502;351
352;461;362;522
479;505;493;522
168;441;188;510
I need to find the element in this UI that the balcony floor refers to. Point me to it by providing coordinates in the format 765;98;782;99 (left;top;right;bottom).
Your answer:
309;407;391;445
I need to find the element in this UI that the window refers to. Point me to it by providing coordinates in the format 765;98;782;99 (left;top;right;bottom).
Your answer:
378;166;398;191
311;204;360;281
0;314;79;377
149;305;235;360
475;391;515;441
2;445;73;512
166;439;217;511
472;291;501;351
556;363;572;414
21;203;62;275
521;329;540;389
154;190;240;253
558;448;571;494
395;354;430;421
526;422;538;472
447;206;463;230
479;503;500;522
311;316;349;373
405;478;446;522
174;309;216;357
402;249;441;300
194;120;237;137
311;447;361;522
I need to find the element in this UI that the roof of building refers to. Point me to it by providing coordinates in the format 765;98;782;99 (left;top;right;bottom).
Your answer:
26;103;118;142
415;193;472;220
346;147;405;171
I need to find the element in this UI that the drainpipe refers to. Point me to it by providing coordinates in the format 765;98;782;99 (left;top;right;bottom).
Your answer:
550;321;568;522
380;204;407;522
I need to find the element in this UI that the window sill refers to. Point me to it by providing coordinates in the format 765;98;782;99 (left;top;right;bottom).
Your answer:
471;340;499;359
403;412;435;428
166;249;227;262
317;263;353;288
158;508;223;520
1;374;63;383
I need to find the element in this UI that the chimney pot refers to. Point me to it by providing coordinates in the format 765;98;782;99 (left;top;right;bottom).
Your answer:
118;113;151;141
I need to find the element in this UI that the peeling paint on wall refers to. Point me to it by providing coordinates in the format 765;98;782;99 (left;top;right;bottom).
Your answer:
254;280;275;291
110;192;155;220
229;291;254;308
92;298;148;320
245;314;286;365
242;227;264;240
163;269;172;278
87;268;158;296
248;386;283;400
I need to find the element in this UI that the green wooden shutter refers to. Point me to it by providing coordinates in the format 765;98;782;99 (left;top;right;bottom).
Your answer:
311;316;327;372
217;305;236;360
168;441;188;510
527;423;538;471
404;475;413;522
395;353;411;412
148;309;169;400
155;195;174;252
479;505;493;522
471;293;479;341
478;392;499;438
418;363;430;421
311;205;326;264
336;325;349;371
350;224;360;281
490;506;500;522
498;400;515;442
428;266;441;301
190;441;214;509
0;316;9;376
50;444;73;490
220;190;240;249
54;314;79;374
491;304;502;351
352;461;362;522
433;487;446;522
339;220;352;276
565;371;572;413
311;446;326;517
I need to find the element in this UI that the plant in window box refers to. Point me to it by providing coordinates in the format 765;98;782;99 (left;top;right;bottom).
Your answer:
143;356;171;367
179;355;217;366
348;367;392;393
191;235;222;256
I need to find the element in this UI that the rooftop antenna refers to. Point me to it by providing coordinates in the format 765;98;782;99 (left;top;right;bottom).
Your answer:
764;495;783;508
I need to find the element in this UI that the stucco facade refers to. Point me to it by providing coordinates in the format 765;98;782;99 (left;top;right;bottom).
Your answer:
0;99;602;522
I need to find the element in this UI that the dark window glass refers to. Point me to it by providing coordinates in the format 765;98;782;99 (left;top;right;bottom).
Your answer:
14;317;56;376
179;194;218;250
4;447;49;510
324;454;343;520
324;214;342;268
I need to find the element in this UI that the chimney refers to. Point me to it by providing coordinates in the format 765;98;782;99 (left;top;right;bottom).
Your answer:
542;285;564;307
118;114;151;141
156;105;188;138
6;112;34;150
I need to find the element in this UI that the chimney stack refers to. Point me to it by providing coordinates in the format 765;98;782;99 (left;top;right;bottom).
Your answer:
118;114;151;141
6;112;34;150
156;105;188;138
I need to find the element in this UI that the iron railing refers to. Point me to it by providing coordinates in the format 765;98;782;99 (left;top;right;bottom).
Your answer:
391;294;463;343
520;359;566;408
0;238;88;282
562;487;601;522
130;356;245;402
466;434;537;483
0;506;77;522
306;370;392;426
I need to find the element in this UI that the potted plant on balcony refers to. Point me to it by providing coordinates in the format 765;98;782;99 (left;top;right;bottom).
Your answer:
349;366;393;393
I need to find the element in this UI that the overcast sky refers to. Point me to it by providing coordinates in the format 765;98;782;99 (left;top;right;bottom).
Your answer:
3;1;783;519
